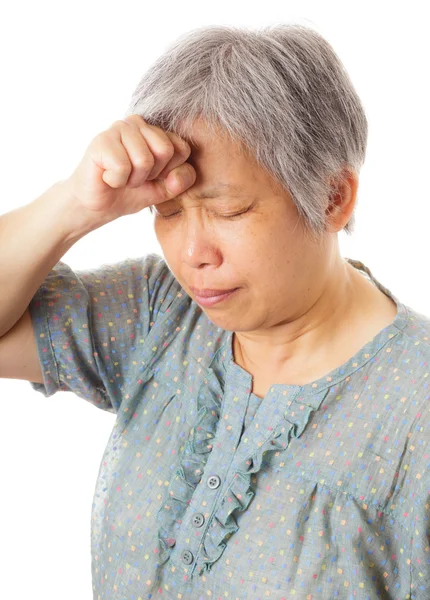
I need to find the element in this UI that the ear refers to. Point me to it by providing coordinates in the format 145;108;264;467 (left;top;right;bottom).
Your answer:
325;168;359;233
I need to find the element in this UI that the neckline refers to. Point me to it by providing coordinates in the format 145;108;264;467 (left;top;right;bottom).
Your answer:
222;258;410;397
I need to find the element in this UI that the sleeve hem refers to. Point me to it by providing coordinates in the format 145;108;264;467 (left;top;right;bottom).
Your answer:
28;282;62;396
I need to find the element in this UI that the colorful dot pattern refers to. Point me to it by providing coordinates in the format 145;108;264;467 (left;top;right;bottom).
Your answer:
28;253;430;599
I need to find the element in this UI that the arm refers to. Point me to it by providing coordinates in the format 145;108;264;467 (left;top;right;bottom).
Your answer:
0;180;90;339
0;180;96;383
0;114;195;385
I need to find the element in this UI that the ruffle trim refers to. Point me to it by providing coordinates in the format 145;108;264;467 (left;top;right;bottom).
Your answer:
156;364;224;564
156;356;318;571
199;407;313;572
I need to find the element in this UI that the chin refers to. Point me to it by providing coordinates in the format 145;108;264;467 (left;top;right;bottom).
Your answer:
199;309;236;330
202;310;257;333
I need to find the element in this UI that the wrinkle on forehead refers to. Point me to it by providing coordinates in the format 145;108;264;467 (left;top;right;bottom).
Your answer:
194;183;247;199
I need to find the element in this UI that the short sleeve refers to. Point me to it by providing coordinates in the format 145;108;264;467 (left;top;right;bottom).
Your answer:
28;252;179;414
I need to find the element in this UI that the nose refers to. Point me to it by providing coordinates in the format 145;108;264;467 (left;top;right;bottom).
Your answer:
179;211;222;270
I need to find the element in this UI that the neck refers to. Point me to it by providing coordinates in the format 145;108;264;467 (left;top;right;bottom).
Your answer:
233;257;396;380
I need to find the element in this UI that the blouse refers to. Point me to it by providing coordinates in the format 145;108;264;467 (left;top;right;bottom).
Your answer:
28;253;430;600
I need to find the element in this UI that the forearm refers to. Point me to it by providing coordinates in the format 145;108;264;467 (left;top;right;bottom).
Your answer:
0;180;90;337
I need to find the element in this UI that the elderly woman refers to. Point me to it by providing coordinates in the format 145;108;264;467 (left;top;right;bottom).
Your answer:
0;23;429;600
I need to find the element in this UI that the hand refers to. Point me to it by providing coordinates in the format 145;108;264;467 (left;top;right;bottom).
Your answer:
65;114;196;229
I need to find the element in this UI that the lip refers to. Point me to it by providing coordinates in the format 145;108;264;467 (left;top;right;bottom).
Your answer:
189;287;238;298
190;287;239;307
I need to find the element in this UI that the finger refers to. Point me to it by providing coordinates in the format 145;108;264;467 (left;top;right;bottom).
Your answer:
155;131;193;180
91;131;134;189
118;162;196;215
145;162;197;204
124;116;192;180
124;114;191;180
115;123;157;188
128;118;178;181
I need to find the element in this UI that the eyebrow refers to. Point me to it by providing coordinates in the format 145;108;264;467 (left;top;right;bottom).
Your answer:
194;183;245;199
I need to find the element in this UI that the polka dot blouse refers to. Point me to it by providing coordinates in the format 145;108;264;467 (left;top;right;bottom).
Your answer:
28;253;430;599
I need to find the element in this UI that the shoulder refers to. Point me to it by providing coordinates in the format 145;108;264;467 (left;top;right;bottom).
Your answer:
387;302;430;397
397;302;430;349
386;303;430;491
394;303;430;416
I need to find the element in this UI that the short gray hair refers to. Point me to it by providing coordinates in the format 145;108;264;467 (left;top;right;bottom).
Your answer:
125;23;368;241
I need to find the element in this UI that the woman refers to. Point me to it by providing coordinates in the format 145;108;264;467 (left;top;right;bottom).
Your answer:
1;23;429;599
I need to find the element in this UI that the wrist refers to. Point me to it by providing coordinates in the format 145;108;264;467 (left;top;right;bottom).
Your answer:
33;179;95;246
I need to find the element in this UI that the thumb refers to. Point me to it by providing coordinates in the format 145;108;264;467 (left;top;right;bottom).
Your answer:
162;163;197;200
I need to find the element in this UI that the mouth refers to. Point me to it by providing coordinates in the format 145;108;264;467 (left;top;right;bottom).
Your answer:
189;287;240;307
189;287;238;298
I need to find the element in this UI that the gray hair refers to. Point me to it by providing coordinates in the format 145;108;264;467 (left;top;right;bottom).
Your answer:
125;23;368;241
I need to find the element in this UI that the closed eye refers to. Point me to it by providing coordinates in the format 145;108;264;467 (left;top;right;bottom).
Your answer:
221;208;251;219
157;207;251;220
210;207;251;220
157;209;182;219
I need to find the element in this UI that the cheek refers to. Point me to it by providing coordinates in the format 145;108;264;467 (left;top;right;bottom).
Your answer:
154;221;176;251
154;218;290;266
153;218;164;239
246;224;289;263
242;239;299;294
153;223;180;267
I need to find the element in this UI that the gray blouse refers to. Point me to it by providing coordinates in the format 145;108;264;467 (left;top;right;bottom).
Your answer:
28;253;430;599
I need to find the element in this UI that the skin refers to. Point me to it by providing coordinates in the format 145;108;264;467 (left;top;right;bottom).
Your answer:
153;119;398;397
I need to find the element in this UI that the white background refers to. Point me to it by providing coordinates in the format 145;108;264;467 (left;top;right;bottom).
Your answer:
0;1;428;598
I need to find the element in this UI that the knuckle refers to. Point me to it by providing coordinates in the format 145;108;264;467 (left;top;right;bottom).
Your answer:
178;137;192;156
124;114;147;128
155;143;175;162
101;122;127;138
169;132;191;156
111;119;130;130
134;153;155;171
113;161;132;175
93;130;109;143
123;113;140;122
91;131;112;151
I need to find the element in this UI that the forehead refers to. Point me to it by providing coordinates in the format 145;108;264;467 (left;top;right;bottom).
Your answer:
180;117;251;163
180;148;253;201
176;119;281;199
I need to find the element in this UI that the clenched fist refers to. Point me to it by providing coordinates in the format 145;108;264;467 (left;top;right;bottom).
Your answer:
66;114;196;229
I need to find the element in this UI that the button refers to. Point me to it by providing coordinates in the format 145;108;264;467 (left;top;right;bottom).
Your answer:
192;513;205;528
181;549;194;565
207;475;221;489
